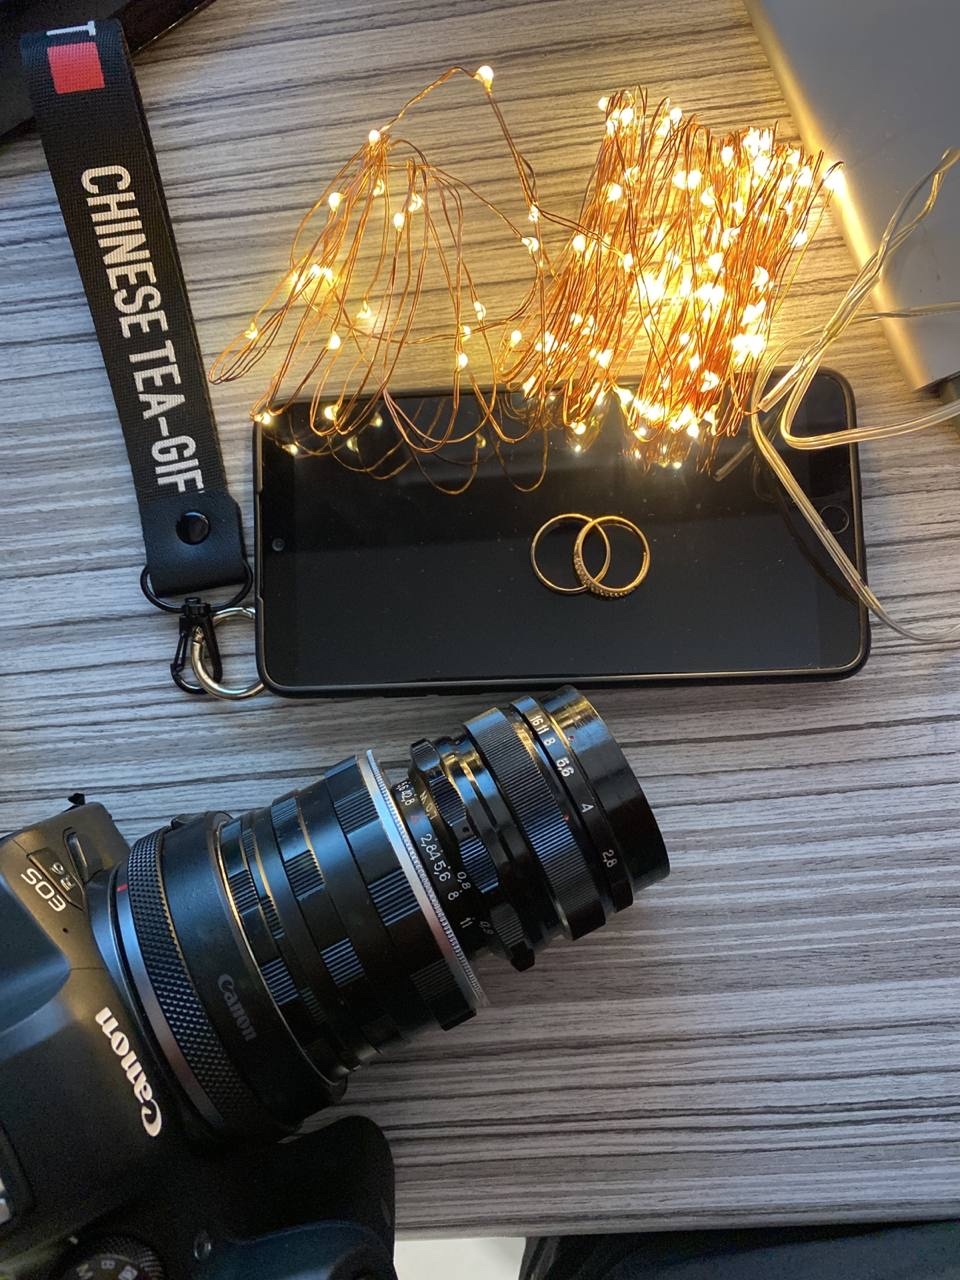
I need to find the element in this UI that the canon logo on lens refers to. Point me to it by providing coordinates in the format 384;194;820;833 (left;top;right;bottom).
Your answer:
218;973;257;1042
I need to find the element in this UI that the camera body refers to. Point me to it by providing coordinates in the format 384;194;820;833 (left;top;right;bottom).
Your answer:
0;688;668;1279
0;803;397;1280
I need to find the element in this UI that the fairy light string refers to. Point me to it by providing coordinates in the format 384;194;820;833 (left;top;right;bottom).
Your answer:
210;66;960;639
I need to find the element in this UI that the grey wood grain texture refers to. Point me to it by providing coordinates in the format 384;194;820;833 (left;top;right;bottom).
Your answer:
2;0;960;1239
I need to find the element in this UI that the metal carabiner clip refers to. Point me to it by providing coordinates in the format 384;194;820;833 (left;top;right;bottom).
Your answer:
189;606;264;700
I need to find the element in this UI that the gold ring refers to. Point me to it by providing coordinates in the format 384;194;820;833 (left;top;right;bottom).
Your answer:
572;516;650;598
530;513;612;594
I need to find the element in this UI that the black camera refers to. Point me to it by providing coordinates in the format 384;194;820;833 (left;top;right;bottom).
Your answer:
0;687;668;1280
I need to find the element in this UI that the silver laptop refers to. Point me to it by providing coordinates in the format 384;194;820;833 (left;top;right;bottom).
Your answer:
745;0;960;398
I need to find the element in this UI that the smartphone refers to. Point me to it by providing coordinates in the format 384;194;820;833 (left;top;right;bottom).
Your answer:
254;370;868;696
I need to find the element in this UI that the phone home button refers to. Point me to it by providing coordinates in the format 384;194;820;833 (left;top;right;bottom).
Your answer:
819;503;851;535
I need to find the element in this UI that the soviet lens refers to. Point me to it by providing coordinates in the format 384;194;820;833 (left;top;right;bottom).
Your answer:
114;687;668;1138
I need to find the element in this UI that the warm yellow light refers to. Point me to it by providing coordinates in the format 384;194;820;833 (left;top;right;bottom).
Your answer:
393;211;406;230
322;404;338;422
328;191;343;211
572;233;588;253
522;236;540;254
510;329;523;346
457;351;469;369
327;332;342;351
606;182;623;201
368;129;382;145
597;95;609;111
475;65;495;90
244;324;259;340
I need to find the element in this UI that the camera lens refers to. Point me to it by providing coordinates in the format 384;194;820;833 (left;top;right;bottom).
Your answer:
114;687;668;1137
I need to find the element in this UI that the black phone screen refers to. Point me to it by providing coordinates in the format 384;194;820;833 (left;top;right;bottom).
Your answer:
255;371;868;694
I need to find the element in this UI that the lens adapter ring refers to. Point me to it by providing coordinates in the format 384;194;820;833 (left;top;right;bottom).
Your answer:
122;830;276;1136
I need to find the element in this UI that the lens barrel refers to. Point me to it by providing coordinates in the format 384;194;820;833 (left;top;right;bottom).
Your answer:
117;687;668;1136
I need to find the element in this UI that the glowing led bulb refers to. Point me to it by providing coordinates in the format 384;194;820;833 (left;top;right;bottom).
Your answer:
322;404;338;422
596;348;614;369
522;236;540;254
707;252;724;273
474;65;494;90
473;300;487;320
572;233;588;253
510;329;523;346
462;324;472;339
408;193;424;213
244;324;259;340
606;182;623;201
597;96;609;111
791;227;808;248
720;144;735;166
742;299;767;324
622;253;635;271
528;204;540;223
393;211;406;230
286;443;300;456
571;421;587;436
456;351;469;369
356;300;373;322
255;410;274;426
328;191;343;211
327;332;341;351
368;129;382;145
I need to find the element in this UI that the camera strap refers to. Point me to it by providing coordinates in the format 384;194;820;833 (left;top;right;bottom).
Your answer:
20;19;251;692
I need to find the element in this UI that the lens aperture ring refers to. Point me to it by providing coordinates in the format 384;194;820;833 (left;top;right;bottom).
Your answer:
513;695;633;912
393;776;488;958
428;740;537;971
465;708;606;940
409;740;528;965
324;759;459;1036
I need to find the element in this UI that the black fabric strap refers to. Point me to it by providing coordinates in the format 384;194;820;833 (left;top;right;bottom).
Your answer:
21;19;246;598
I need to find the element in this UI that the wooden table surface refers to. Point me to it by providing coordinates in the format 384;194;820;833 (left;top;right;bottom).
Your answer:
3;0;959;1240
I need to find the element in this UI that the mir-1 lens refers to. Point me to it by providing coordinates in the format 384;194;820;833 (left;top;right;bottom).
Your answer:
115;687;668;1137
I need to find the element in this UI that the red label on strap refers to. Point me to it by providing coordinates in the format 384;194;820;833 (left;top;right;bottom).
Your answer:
47;42;105;95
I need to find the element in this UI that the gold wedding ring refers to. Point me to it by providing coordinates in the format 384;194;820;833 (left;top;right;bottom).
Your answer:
572;516;650;598
530;513;612;594
531;512;651;599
